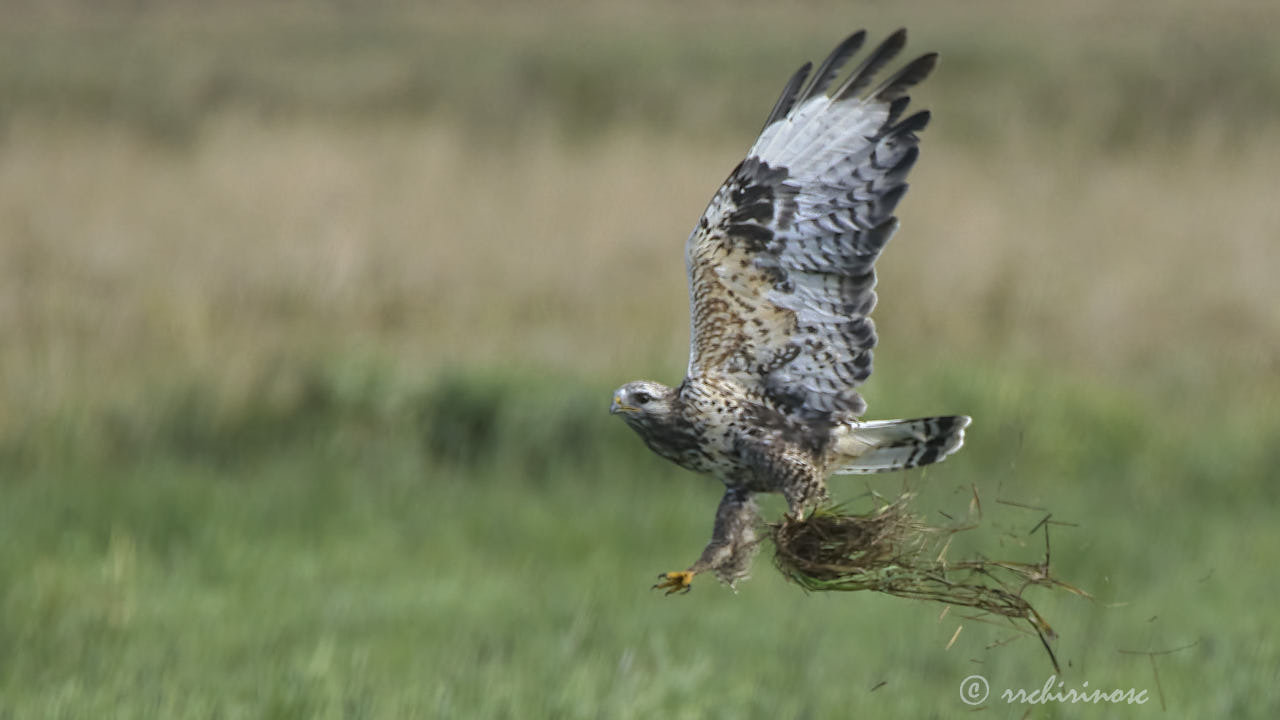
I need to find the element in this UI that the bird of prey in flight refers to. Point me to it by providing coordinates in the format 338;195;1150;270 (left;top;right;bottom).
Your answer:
611;29;969;594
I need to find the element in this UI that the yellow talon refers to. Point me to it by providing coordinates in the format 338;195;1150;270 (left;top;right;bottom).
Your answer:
652;571;695;595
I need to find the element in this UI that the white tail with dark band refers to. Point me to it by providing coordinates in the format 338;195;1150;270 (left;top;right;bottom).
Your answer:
831;415;971;474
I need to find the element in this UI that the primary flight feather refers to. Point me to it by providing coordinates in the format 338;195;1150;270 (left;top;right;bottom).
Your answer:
610;29;970;593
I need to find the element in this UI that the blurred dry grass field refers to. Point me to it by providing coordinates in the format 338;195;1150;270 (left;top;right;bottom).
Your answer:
4;118;1278;436
2;0;1278;443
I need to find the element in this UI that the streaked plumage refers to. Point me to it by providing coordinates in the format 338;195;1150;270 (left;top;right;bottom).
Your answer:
610;30;970;593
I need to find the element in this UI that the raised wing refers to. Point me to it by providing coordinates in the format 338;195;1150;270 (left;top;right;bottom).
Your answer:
686;29;936;422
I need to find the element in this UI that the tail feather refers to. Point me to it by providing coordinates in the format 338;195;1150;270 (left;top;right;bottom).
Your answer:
831;415;970;474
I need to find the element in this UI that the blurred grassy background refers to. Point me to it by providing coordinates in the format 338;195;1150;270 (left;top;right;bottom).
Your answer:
1;0;1278;716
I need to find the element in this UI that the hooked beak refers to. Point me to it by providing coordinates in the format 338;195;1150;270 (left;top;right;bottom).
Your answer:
611;394;638;414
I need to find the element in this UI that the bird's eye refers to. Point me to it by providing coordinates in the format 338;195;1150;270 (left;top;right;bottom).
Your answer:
634;392;652;405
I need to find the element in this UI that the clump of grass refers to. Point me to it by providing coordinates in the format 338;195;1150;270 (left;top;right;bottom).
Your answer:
771;493;1089;671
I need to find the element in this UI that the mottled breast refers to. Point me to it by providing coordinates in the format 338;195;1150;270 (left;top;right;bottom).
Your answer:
675;376;831;487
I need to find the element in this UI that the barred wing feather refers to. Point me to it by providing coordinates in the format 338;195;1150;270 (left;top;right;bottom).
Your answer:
686;30;936;422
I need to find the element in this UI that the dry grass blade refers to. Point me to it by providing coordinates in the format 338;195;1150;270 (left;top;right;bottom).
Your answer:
770;493;1088;672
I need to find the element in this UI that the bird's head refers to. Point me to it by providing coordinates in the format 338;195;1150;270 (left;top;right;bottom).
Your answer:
609;380;676;432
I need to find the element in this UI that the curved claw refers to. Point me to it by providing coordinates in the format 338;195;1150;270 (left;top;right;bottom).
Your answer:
652;570;695;595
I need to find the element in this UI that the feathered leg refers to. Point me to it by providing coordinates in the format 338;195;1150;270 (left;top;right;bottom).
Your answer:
654;488;760;594
740;436;828;518
781;473;829;518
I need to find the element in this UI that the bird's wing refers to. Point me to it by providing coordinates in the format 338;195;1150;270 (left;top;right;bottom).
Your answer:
686;29;935;422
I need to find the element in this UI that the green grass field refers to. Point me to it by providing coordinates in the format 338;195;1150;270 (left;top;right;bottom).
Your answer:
2;1;1278;717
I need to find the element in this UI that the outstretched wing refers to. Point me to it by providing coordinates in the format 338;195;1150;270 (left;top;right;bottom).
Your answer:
686;29;935;422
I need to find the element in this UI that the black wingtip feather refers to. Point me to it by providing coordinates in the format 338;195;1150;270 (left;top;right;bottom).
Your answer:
871;184;908;225
862;216;899;254
886;145;919;183
834;28;908;102
762;61;813;130
873;52;938;102
798;30;867;104
889;110;931;138
884;95;911;127
764;30;936;129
